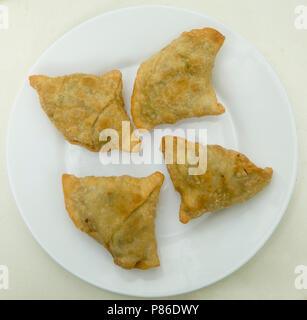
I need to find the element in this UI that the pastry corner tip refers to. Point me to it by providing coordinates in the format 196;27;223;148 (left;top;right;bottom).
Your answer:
217;103;226;114
152;171;165;184
265;167;274;178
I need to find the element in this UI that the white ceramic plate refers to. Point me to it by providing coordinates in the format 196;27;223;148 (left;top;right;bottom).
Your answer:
7;6;297;297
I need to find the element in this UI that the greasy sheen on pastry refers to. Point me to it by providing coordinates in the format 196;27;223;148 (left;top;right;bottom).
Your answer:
30;71;140;152
62;172;164;270
131;28;226;130
161;136;273;224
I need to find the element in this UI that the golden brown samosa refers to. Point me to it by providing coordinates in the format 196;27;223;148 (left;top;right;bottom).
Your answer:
30;71;139;152
161;136;273;224
131;28;225;130
62;172;164;270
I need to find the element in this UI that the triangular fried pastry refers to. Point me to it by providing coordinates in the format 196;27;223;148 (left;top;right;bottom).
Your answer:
131;28;225;130
161;136;273;224
62;172;164;270
30;71;140;152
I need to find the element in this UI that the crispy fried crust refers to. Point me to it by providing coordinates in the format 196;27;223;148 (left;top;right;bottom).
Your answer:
131;28;225;130
161;136;273;224
62;172;164;270
30;71;140;152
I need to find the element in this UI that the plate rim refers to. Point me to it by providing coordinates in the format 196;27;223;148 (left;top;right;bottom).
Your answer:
6;5;298;298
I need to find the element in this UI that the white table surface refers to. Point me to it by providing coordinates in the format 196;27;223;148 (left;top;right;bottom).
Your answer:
0;0;306;300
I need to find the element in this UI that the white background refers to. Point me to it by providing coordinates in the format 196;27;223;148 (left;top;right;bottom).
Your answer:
0;0;306;299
